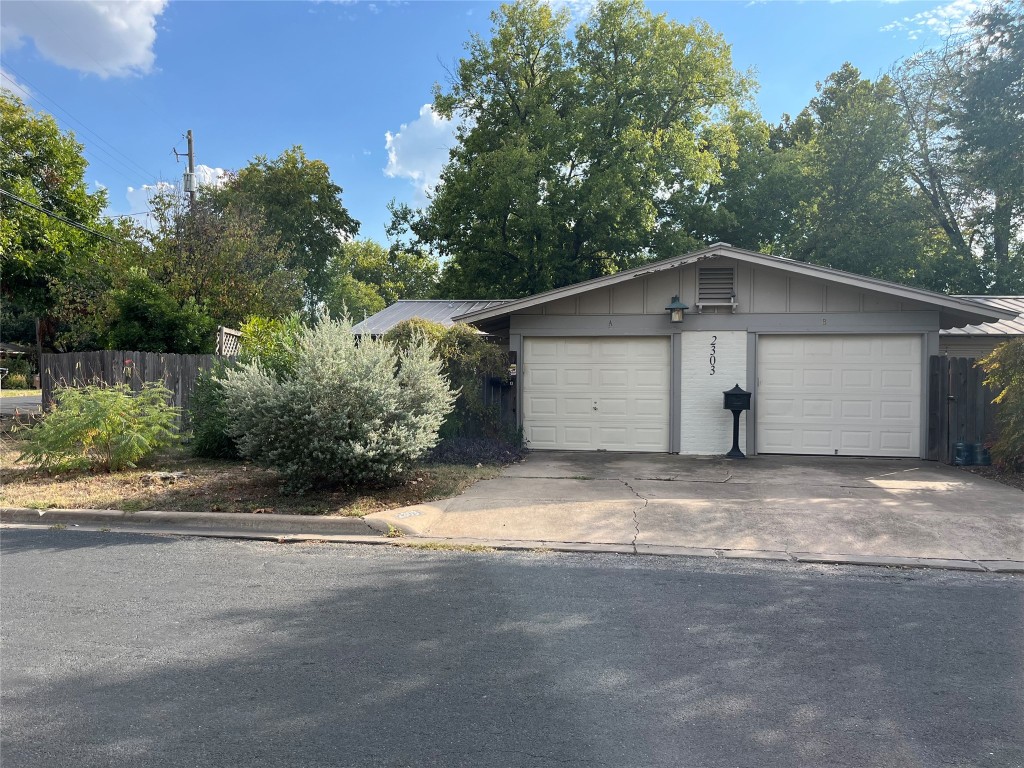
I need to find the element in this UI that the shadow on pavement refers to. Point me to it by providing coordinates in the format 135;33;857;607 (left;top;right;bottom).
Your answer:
1;533;1021;767
0;528;178;554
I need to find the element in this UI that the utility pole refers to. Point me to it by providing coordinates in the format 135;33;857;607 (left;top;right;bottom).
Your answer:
173;129;197;205
186;129;196;205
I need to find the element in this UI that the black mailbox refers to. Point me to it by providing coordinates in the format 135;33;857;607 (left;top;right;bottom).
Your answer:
722;384;751;458
723;384;751;412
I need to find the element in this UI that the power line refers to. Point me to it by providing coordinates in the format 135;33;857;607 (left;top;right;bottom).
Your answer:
0;63;164;184
0;188;119;243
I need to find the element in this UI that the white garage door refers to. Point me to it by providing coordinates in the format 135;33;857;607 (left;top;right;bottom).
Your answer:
756;335;921;457
523;337;670;451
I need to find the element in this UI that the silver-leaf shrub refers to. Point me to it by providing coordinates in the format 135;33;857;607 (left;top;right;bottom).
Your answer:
222;315;456;493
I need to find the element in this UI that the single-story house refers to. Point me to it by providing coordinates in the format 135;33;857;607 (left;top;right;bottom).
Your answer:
357;244;1014;459
939;296;1024;358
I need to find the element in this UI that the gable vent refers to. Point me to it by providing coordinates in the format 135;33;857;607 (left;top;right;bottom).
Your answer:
698;267;736;305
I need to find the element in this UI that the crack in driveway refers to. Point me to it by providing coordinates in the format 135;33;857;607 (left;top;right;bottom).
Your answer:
618;479;648;553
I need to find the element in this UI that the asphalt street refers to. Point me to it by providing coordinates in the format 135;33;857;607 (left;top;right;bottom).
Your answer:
1;529;1022;768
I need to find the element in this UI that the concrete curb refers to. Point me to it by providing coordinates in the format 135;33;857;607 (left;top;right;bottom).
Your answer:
3;507;1022;573
0;507;379;536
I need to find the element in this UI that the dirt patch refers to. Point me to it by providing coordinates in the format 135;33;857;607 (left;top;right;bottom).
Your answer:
959;464;1024;492
0;439;500;517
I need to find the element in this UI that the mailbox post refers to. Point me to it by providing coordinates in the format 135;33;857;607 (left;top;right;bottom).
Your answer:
722;384;752;459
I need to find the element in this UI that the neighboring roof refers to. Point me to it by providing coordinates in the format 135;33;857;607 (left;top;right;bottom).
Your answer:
0;342;32;356
453;244;1013;328
351;299;512;335
942;296;1024;336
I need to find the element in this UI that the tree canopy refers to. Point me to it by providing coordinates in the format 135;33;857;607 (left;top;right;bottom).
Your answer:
211;146;360;308
1;93;109;344
406;0;750;299
5;0;1022;354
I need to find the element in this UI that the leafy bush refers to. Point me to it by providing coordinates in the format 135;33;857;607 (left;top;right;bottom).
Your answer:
103;267;216;353
4;357;34;380
222;315;456;493
384;319;512;440
18;382;179;471
188;363;240;459
239;313;304;378
979;339;1024;471
4;373;30;389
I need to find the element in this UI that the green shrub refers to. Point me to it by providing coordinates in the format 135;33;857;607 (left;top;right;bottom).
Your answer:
18;382;179;471
103;267;216;354
188;363;240;459
384;319;512;440
979;339;1024;471
4;357;34;380
222;315;456;493
239;313;304;378
4;373;30;389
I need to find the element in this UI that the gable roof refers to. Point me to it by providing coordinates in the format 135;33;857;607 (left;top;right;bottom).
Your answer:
941;296;1024;337
351;299;511;336
453;244;1012;327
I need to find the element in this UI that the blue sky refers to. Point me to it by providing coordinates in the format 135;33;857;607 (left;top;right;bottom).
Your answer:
1;0;982;244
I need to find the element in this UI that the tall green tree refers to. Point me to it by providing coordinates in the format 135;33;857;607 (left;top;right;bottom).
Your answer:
409;0;748;298
679;64;939;285
891;0;1024;292
0;93;108;346
147;191;305;327
786;64;932;282
213;146;360;308
324;238;439;320
52;189;304;352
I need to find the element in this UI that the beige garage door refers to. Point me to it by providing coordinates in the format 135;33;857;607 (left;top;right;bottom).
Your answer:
756;335;921;457
523;337;670;451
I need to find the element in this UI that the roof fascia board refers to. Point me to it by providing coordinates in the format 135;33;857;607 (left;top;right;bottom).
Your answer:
455;245;1012;324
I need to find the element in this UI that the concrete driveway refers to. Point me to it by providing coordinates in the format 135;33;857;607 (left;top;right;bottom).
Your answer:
369;452;1024;564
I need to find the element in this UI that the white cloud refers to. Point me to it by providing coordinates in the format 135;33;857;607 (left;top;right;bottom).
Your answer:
194;164;228;188
0;67;31;99
124;179;175;229
1;0;168;78
881;0;984;40
384;104;457;204
542;0;601;18
123;165;226;226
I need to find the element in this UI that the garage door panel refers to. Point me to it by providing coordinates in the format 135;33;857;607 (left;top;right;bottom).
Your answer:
564;369;592;386
523;337;670;452
881;370;915;389
801;399;834;418
841;400;872;419
564;340;594;357
526;367;558;387
598;368;629;387
756;335;921;457
839;431;873;451
803;368;835;387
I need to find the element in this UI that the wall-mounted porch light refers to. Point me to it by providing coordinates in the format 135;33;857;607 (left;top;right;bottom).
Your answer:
665;295;689;323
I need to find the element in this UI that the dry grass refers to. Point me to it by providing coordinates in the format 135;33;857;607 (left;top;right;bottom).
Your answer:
393;541;498;553
0;435;500;517
0;389;41;398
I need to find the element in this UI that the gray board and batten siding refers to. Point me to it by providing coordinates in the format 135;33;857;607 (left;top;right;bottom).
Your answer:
455;245;1009;459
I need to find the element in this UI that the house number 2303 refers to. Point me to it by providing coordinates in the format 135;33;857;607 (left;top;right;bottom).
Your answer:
709;335;717;375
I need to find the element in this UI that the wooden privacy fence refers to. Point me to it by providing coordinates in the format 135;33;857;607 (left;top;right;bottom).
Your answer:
927;356;999;463
41;351;216;427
